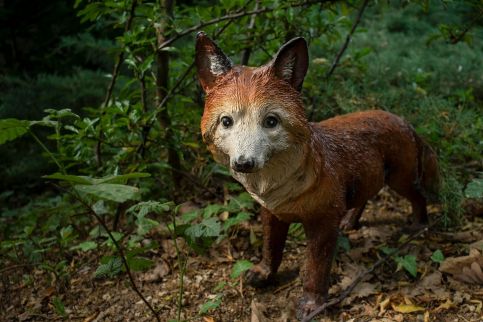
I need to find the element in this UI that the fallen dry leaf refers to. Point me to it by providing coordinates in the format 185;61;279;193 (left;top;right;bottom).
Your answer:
251;299;267;322
141;259;170;282
470;299;482;313
379;297;391;315
391;303;425;313
203;317;215;322
424;310;430;322
440;249;483;284
434;299;454;312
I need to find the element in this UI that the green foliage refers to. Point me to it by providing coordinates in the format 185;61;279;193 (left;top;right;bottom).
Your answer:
95;256;123;278
52;296;67;318
199;294;223;315
0;119;31;144
74;183;140;203
464;178;483;199
431;249;445;264
395;255;418;278
381;247;418;278
230;259;254;279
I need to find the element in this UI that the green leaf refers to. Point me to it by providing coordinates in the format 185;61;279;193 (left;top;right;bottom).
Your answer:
92;173;151;184
199;295;222;314
465;178;483;199
0;119;30;145
127;256;154;272
127;201;173;217
60;225;73;240
74;183;140;203
337;235;351;252
184;224;204;239
396;255;418;277
136;216;160;236
202;217;221;237
223;212;252;230
70;241;98;252
230;259;253;279
431;249;445;264
380;246;398;256
203;204;224;218
44;173;93;185
52;296;67;317
95;257;123;279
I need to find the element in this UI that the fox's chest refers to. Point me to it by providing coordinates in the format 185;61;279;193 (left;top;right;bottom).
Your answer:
232;162;317;219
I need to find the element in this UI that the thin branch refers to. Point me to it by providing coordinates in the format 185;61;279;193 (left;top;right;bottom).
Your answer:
449;11;483;45
301;216;444;322
62;186;161;322
157;0;331;51
325;0;369;80
96;0;138;166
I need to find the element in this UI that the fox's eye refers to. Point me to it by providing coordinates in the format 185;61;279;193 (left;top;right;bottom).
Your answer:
221;116;233;128
263;115;278;128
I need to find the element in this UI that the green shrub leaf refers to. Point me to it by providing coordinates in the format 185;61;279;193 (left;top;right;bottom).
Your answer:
74;183;140;203
230;259;253;279
431;249;445;263
464;178;483;199
0;119;31;145
396;255;418;277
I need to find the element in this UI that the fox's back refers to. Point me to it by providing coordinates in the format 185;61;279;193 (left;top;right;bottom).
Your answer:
310;110;422;209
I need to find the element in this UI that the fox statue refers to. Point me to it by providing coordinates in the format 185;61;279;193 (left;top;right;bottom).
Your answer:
195;32;439;319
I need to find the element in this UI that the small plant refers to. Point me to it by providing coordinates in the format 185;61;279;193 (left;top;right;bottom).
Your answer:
380;246;418;278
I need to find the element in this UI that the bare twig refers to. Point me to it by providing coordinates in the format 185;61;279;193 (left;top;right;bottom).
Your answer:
301;216;443;322
96;0;138;166
325;0;369;80
157;0;330;51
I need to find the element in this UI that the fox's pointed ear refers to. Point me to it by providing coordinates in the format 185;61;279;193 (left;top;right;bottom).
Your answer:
270;37;308;91
195;32;233;92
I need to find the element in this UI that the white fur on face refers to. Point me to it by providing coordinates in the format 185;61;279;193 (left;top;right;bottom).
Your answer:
212;107;291;171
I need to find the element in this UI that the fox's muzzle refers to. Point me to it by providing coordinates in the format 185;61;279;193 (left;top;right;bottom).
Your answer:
232;155;256;173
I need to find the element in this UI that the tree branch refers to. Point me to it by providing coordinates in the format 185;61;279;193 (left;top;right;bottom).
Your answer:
449;11;483;45
157;0;331;51
325;0;369;80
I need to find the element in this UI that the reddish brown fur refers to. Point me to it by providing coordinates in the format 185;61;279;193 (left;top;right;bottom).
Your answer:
195;33;440;319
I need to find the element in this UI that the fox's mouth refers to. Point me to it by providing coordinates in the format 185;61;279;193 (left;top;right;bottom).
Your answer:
232;167;258;174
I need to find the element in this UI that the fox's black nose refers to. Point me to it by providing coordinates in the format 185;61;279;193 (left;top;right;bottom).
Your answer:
233;156;255;173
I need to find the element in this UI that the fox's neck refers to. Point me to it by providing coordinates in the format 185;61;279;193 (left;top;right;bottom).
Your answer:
232;126;322;213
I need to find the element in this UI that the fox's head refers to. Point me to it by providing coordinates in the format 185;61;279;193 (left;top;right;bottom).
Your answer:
195;32;310;174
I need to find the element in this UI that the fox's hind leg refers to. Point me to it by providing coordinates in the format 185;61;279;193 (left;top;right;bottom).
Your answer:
387;171;429;226
246;207;289;287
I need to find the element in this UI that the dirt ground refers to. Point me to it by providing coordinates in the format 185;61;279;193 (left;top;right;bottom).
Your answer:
2;190;482;322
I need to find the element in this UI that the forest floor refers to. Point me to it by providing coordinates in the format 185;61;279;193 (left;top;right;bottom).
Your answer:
2;190;482;322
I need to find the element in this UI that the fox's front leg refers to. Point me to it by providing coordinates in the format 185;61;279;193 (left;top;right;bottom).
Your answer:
298;217;339;319
246;207;290;287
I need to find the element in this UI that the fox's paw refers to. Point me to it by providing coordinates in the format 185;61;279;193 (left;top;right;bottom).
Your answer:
245;263;273;288
296;293;325;321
